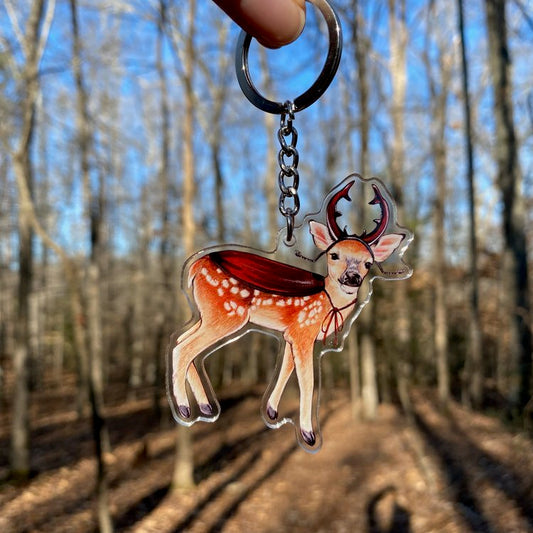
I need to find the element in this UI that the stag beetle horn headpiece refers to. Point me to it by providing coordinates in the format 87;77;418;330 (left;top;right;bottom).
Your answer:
326;180;390;246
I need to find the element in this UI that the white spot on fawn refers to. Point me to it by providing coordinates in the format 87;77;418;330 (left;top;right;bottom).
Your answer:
217;288;224;297
230;286;239;294
229;278;238;285
222;279;229;288
240;289;250;298
206;274;219;287
223;302;231;311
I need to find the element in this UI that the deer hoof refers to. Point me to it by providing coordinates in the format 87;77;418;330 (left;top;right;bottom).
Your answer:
199;403;213;416
301;429;316;446
178;405;191;419
266;404;278;420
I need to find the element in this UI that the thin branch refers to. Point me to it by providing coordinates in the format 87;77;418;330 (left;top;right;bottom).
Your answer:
36;0;56;67
4;0;27;59
0;36;21;78
14;150;76;279
512;0;533;33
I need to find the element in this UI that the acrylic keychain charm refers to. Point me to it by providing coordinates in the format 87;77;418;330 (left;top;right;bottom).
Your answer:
167;0;413;452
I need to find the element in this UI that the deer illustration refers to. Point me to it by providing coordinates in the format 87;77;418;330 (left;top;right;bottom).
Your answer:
168;176;412;450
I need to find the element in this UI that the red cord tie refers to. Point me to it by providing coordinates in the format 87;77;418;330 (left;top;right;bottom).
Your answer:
321;306;344;346
321;293;358;347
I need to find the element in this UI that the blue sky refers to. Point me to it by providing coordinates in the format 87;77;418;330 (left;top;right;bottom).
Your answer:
0;0;531;265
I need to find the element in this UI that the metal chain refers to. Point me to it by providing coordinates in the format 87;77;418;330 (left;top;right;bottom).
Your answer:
277;101;300;243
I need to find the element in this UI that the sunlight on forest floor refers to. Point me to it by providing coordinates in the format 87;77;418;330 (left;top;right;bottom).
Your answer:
1;379;532;533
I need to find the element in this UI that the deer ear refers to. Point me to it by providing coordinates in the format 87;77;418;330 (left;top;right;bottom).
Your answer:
371;233;404;262
309;221;334;251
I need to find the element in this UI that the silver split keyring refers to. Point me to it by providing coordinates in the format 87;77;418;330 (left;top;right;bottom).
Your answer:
235;0;343;114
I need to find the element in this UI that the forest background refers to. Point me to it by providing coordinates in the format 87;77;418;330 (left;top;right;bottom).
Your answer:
0;0;532;532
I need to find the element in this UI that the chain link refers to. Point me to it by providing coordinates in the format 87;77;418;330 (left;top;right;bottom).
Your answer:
277;101;300;243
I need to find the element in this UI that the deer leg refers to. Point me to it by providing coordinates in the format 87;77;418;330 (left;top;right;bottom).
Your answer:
266;343;294;422
186;361;214;417
178;324;213;415
179;321;214;414
172;314;246;420
177;318;201;344
172;322;221;419
292;342;316;446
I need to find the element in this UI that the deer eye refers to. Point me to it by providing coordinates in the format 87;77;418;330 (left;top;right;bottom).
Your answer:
330;252;340;261
364;261;372;269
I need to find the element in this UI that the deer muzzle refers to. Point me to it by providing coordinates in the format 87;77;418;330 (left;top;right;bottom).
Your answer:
339;269;363;288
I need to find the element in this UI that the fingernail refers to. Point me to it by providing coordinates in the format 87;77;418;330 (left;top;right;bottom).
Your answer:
255;0;306;48
293;0;306;39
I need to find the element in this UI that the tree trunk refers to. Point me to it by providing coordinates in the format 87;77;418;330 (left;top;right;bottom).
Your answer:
342;51;360;420
70;0;107;423
388;0;412;416
434;108;449;409
258;46;279;245
70;1;113;529
348;333;361;419
152;0;174;425
211;27;229;244
423;5;452;409
173;0;197;491
89;368;114;533
10;0;46;481
353;0;378;420
129;188;150;400
457;0;483;408
11;207;32;480
485;0;532;419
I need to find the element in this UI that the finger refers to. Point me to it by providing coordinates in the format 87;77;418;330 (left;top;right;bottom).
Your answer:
213;0;306;49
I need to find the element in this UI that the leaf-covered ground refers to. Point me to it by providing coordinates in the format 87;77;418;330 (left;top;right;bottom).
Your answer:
1;379;533;533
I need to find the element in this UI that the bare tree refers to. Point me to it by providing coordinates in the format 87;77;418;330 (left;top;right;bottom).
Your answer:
129;187;150;400
69;1;113;529
485;0;532;420
457;0;483;408
352;0;378;420
387;0;413;416
196;18;231;244
8;0;52;481
69;0;110;436
168;0;197;490
423;2;453;408
257;47;280;245
151;0;173;425
10;13;113;528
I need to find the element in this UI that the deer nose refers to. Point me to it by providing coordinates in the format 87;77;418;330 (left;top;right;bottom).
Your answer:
340;270;362;287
